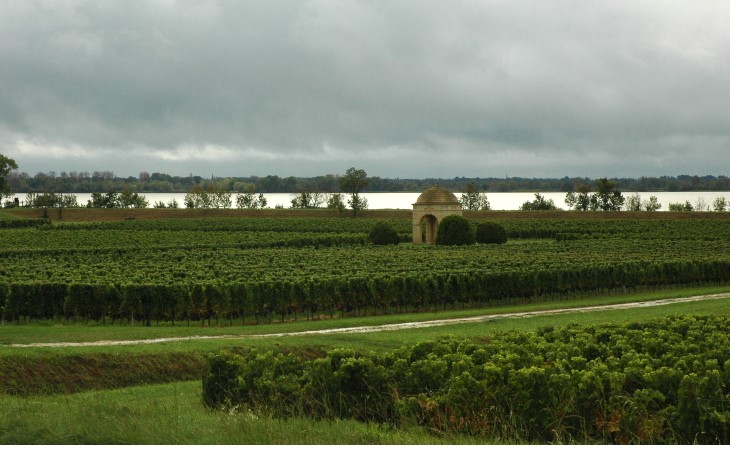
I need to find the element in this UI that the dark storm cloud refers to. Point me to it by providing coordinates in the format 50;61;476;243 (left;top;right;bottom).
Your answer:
1;0;728;178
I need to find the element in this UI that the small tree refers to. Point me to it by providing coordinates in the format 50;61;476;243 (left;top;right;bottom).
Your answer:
235;184;267;209
565;183;594;211
327;193;346;215
290;192;313;209
713;197;728;212
291;191;324;209
119;188;149;208
460;183;490;210
627;193;662;211
368;222;400;245
520;193;558;210
566;179;624;211
347;194;368;216
644;196;662;211
668;201;694;212
0;153;18;202
625;193;643;211
256;193;268;208
475;222;507;244
339;168;369;217
435;215;475;246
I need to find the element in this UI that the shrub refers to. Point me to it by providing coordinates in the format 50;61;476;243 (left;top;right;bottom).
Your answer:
368;222;400;245
475;222;507;244
435;215;475;246
202;315;730;444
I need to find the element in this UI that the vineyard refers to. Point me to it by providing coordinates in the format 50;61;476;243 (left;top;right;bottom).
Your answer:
2;212;730;325
203;313;730;444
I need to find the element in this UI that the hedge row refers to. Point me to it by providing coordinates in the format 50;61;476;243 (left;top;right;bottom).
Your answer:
3;259;730;324
0;218;51;229
203;314;730;444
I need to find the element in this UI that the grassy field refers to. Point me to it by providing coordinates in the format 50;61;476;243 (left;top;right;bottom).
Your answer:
1;289;729;443
0;380;487;444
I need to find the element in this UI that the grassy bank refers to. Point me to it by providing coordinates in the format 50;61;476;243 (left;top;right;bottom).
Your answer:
2;287;729;396
0;380;483;444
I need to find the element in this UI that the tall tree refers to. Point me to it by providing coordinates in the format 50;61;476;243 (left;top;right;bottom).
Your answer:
339;168;369;217
0;153;18;201
594;177;625;211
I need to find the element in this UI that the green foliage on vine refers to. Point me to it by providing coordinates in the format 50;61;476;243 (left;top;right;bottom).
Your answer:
203;314;730;444
475;222;507;244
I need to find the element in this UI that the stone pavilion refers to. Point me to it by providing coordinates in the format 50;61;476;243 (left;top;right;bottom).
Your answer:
412;186;463;244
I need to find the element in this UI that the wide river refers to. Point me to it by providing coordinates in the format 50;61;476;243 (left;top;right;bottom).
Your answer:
8;191;730;211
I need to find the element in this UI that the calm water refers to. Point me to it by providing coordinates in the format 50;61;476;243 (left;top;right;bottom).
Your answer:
7;191;730;211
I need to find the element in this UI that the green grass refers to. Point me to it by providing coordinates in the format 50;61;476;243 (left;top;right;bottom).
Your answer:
0;210;19;220
0;381;483;444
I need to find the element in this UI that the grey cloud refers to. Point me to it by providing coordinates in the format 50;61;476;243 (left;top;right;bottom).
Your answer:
1;0;729;178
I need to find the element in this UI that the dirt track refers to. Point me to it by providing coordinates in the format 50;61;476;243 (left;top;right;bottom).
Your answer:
9;293;730;348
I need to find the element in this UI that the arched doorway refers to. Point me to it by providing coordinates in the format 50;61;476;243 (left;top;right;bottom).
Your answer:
420;214;438;244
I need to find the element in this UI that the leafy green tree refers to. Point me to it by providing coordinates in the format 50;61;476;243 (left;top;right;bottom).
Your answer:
368;222;400;245
594;178;624;211
668;200;694;211
119;188;149;208
291;192;313;209
0;153;19;201
644;196;662;211
339;168;369;217
184;185;204;208
256;193;268;208
520;193;558;210
475;222;507;244
435;215;475;246
213;189;232;209
235;184;267;209
88;191;120;208
565;183;594;211
327;193;346;215
290;191;324;209
625;193;642;211
566;179;624;211
713;196;728;212
459;183;490;210
626;193;661;211
347;194;368;216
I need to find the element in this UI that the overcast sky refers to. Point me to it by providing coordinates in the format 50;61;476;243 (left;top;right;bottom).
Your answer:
1;0;729;179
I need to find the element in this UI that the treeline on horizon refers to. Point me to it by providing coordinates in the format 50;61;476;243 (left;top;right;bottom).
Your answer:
7;170;730;194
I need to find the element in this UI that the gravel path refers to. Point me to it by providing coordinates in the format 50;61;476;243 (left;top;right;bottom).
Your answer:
9;293;730;348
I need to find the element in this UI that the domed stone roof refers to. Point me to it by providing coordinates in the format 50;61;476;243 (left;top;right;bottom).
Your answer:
415;186;459;205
